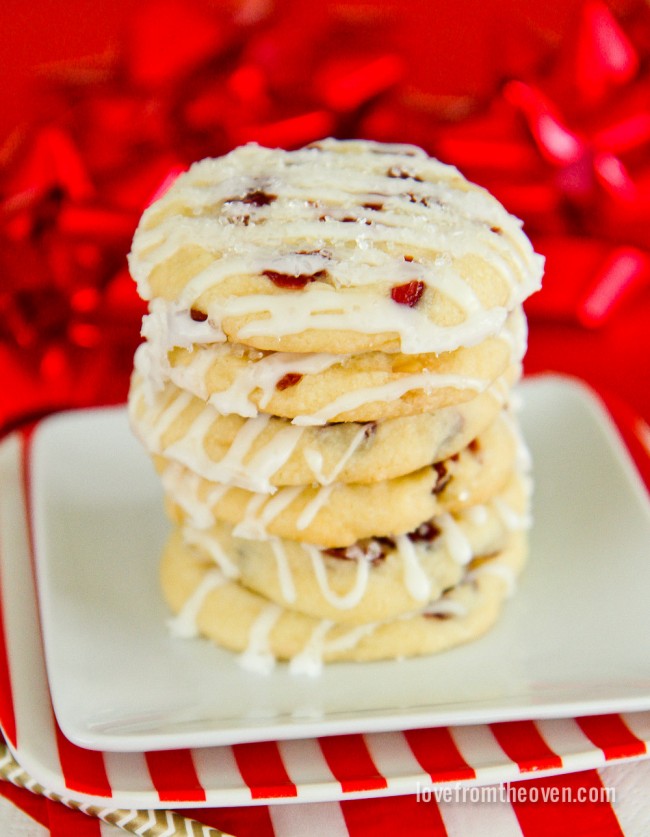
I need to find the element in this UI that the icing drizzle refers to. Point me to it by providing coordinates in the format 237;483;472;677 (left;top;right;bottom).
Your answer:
129;140;544;357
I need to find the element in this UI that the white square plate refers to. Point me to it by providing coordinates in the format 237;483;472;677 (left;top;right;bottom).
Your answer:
30;375;650;752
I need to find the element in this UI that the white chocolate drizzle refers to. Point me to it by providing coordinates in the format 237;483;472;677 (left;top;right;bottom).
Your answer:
324;621;378;654
303;544;371;610
129;140;544;357
239;603;283;674
183;527;239;579
134;306;526;430
212;288;508;355
269;539;297;604
233;484;314;540
303;425;368;484
147;389;194;446
292;373;485;425
436;513;473;565
161;462;224;529
288;620;333;677
231;493;271;539
244;423;305;489
493;498;532;531
193;414;272;491
206;350;343;417
163;408;270;491
295;485;333;531
167;569;225;639
395;534;431;602
468;562;518;598
139;312;502;423
132;375;308;493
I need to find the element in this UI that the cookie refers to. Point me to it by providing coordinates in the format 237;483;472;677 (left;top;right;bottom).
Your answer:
129;139;543;356
129;366;518;492
175;469;529;625
160;528;527;668
136;306;526;422
158;411;519;547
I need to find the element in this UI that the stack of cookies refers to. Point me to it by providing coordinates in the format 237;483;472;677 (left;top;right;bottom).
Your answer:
127;138;543;673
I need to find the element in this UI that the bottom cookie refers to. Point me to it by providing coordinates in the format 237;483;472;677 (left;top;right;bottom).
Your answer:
160;529;527;672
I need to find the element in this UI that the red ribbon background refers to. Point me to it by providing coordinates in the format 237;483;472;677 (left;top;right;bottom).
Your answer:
1;0;649;432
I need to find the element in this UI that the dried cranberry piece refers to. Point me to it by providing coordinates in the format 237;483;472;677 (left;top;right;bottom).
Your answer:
323;538;391;565
190;308;208;322
244;190;276;206
323;546;349;560
226;190;276;207
432;461;452;494
424;610;453;620
409;522;442;543
263;269;327;289
276;372;303;390
390;280;425;307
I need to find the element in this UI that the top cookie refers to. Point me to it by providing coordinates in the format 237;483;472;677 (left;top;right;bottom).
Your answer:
129;139;543;355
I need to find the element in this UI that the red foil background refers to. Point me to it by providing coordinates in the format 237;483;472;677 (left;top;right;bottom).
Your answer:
1;0;649;438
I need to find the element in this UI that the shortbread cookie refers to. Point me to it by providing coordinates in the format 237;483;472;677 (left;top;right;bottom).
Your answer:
158;412;518;547
160;528;527;666
129;139;543;356
129;367;518;492
136;306;525;422
175;470;529;625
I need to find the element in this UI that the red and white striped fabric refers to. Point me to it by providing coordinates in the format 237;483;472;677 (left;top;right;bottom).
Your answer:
2;708;650;810
2;761;650;836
